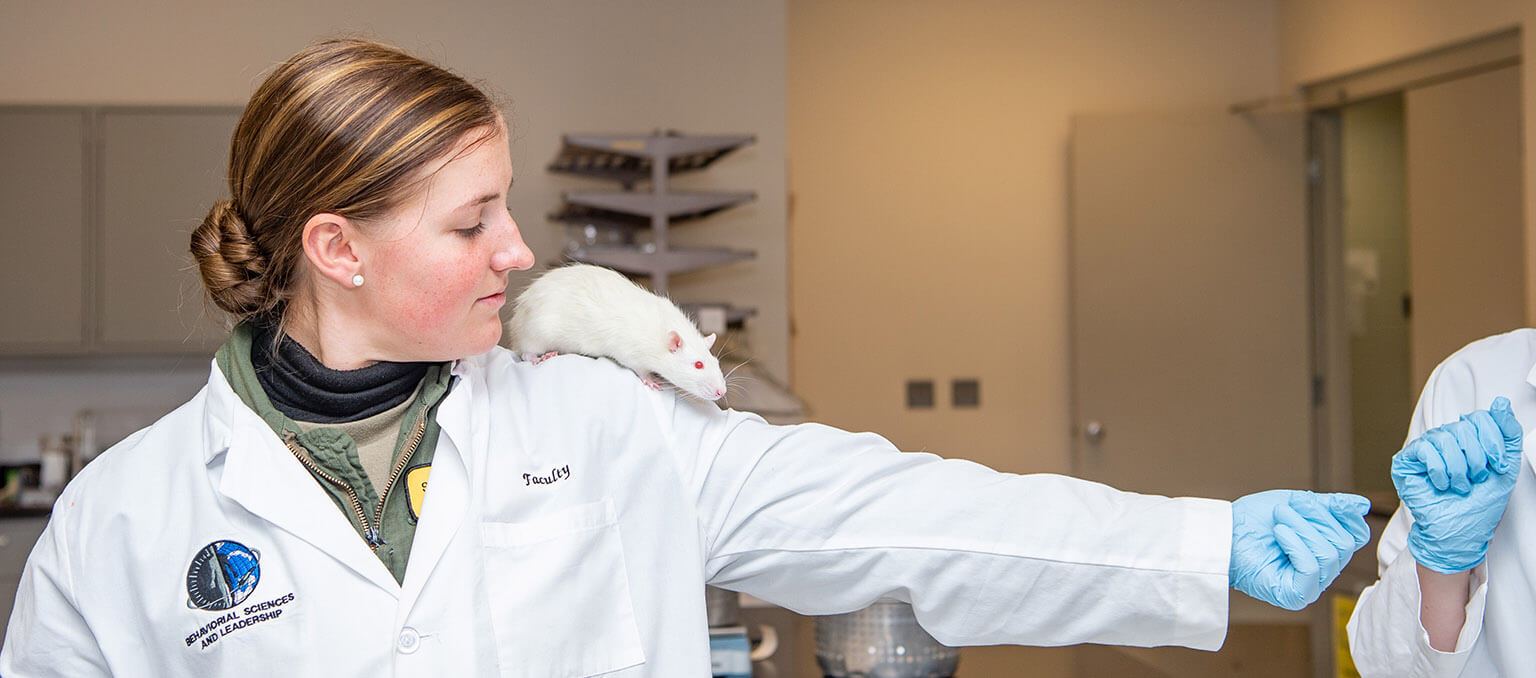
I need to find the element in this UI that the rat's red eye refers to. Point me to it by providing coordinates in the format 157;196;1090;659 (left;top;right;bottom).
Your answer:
694;361;704;370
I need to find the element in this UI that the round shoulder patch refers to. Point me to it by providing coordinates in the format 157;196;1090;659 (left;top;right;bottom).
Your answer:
186;540;262;611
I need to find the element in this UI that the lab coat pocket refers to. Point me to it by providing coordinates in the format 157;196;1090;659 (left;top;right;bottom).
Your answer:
480;498;645;677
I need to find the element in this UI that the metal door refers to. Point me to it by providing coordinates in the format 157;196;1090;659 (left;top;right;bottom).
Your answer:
1406;64;1525;391
1069;111;1311;501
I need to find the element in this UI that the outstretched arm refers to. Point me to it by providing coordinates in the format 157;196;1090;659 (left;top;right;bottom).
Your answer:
657;395;1366;650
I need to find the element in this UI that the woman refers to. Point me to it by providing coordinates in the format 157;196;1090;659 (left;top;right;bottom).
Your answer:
1348;331;1532;676
1;39;1371;676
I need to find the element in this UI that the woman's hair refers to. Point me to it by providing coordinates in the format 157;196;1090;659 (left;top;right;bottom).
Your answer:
191;38;501;324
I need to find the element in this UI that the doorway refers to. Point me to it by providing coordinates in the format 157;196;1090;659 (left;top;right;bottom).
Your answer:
1310;30;1525;499
1338;93;1413;497
1065;27;1524;678
1309;32;1523;678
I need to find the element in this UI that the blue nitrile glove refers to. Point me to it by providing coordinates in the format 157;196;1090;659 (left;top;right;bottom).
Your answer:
1391;396;1524;574
1230;490;1371;610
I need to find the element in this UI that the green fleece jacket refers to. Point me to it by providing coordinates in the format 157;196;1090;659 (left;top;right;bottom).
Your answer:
215;323;453;584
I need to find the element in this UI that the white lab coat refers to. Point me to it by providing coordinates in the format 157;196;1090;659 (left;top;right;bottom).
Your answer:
1;348;1233;677
1348;329;1536;677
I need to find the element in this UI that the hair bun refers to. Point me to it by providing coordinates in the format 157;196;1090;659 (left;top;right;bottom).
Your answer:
190;199;271;317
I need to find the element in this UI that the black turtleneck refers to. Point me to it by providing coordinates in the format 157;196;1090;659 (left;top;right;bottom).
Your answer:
251;324;433;424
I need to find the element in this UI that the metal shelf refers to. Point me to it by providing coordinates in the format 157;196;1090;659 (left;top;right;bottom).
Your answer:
549;204;649;232
548;132;755;184
547;131;755;296
567;246;756;277
678;303;757;330
549;202;731;230
563;190;755;220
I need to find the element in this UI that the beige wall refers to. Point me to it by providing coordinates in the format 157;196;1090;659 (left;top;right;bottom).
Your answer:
0;0;790;381
1279;0;1534;324
787;0;1281;477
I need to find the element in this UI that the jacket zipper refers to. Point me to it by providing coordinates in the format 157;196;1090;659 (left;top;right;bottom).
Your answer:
282;432;385;550
372;412;429;538
280;409;430;554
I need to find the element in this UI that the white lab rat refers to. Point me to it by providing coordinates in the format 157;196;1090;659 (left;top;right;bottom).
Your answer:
508;264;729;401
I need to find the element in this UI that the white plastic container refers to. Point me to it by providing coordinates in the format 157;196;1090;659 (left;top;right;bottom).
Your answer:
39;434;69;494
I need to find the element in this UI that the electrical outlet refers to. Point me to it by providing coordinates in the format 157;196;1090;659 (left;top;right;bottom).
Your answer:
952;379;980;408
906;380;935;409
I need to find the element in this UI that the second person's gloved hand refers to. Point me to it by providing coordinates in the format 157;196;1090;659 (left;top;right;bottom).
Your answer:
1391;396;1524;574
1229;490;1371;610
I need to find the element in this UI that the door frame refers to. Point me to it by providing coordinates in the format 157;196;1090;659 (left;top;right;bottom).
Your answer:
1302;29;1521;678
1308;110;1350;493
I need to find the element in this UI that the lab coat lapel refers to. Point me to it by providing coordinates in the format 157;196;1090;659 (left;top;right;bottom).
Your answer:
213;381;402;596
398;368;472;609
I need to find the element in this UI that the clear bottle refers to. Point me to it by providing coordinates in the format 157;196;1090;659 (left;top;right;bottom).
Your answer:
39;433;71;496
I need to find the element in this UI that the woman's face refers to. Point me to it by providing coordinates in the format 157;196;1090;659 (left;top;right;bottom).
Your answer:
353;126;534;362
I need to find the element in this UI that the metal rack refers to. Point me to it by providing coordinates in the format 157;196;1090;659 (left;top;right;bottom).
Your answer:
549;130;804;425
549;131;757;302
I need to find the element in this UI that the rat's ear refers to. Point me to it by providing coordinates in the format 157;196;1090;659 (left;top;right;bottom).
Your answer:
667;330;682;353
704;333;717;349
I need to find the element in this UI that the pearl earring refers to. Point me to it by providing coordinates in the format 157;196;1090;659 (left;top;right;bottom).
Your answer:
352;274;364;287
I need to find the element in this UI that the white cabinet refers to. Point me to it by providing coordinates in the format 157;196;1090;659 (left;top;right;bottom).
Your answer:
0;106;241;356
99;109;239;352
0;110;89;353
